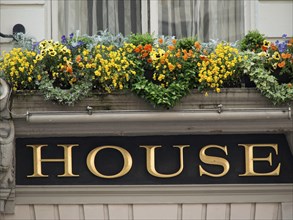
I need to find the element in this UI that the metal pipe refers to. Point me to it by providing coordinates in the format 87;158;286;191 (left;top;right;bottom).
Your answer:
26;109;290;124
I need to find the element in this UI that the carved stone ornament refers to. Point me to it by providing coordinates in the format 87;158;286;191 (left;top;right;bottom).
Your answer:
0;78;15;214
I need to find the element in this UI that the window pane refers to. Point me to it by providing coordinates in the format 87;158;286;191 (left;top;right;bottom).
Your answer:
58;0;244;41
158;0;245;41
59;0;142;37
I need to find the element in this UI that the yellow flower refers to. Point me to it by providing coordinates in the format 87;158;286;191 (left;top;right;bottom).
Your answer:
272;52;281;60
158;74;165;81
19;67;25;72
94;70;101;76
83;50;89;56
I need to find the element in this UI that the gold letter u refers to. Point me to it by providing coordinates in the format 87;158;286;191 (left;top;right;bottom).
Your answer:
140;145;189;178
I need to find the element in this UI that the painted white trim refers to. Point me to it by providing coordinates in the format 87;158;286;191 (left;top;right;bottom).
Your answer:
0;1;45;5
44;0;51;40
244;0;257;33
149;0;158;35
15;184;293;205
141;0;148;33
51;0;58;40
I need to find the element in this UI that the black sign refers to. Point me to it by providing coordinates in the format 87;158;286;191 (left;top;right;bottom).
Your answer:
16;134;293;185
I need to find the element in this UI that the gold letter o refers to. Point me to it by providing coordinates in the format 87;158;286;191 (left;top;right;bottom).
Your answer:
86;146;132;179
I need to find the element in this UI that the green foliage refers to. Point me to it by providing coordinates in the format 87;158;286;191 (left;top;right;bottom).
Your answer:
131;71;195;108
240;52;293;104
127;33;154;46
176;37;198;50
239;30;265;52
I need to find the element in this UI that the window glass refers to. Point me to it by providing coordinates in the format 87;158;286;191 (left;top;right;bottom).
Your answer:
58;0;244;41
158;0;244;41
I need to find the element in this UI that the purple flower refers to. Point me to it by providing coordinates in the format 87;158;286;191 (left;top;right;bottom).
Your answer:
32;41;40;50
69;33;74;39
77;41;84;46
282;34;287;39
278;42;287;53
61;35;67;44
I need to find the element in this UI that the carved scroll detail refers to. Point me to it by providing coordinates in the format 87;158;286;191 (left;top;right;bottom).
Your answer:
0;78;15;214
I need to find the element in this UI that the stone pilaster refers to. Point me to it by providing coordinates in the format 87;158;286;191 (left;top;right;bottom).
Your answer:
0;78;15;214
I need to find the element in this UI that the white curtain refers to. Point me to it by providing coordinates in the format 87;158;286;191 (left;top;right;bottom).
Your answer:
158;0;244;41
58;0;141;38
59;0;244;41
58;0;88;38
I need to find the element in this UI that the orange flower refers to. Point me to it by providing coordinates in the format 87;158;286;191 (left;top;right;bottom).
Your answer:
271;44;277;51
167;45;175;51
194;41;201;50
175;50;181;58
66;65;73;74
188;49;193;56
134;45;143;53
172;39;177;45
278;61;286;68
287;83;292;88
144;44;152;52
147;58;152;63
75;55;82;62
289;38;293;44
142;52;149;58
168;63;175;71
281;53;291;59
158;38;163;44
281;53;287;59
261;45;268;51
134;47;141;53
200;55;208;61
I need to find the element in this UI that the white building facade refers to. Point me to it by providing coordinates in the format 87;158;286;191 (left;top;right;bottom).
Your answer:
0;1;293;219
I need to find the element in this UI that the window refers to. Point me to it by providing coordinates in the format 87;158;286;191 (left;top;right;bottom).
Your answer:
58;0;244;41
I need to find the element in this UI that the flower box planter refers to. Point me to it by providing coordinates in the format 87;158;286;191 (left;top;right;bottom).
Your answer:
10;88;279;114
8;88;293;148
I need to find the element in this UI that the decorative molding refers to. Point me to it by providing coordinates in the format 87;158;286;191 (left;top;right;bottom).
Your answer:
15;184;293;205
0;79;15;214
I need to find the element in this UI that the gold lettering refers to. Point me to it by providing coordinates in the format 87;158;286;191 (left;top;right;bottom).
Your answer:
86;146;132;178
27;144;79;178
199;145;230;177
239;144;281;176
140;145;189;178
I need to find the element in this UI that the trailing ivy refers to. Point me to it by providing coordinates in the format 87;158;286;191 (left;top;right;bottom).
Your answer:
241;52;293;105
38;74;92;105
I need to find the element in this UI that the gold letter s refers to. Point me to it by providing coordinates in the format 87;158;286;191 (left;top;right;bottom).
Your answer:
199;145;230;177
